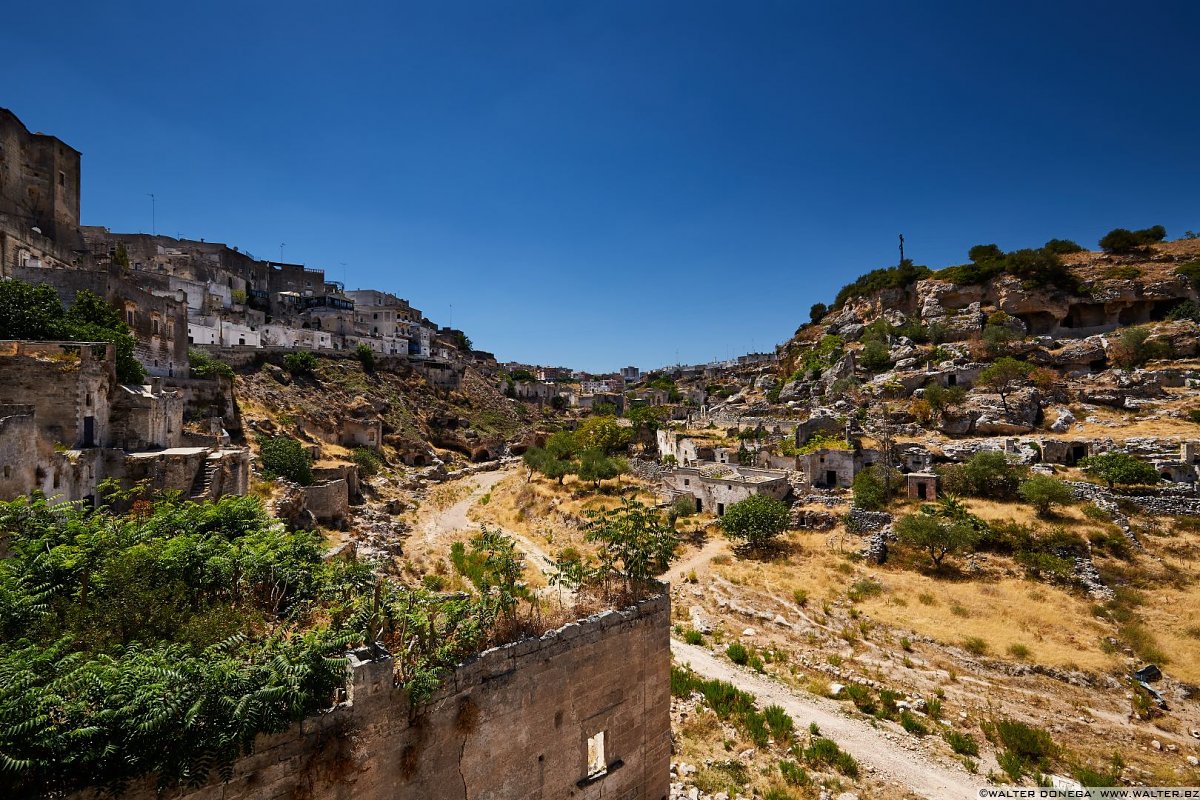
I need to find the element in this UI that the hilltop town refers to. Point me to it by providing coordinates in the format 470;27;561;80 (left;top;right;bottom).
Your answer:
1;104;1199;800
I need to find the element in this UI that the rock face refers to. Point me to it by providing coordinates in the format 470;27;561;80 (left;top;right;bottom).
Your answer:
939;388;1042;435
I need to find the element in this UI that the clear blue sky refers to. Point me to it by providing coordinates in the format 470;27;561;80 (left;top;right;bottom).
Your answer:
7;1;1198;371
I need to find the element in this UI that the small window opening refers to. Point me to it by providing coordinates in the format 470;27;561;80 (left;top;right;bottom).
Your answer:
586;732;606;778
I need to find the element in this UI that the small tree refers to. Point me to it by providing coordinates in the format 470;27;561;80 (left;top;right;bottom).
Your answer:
719;494;791;552
859;340;891;372
575;449;627;490
256;434;313;485
584;497;679;595
354;343;376;374
809;302;828;324
977;357;1034;414
895;513;976;568
1079;452;1159;490
284;350;318;377
1111;326;1167;368
852;465;895;511
575;415;631;454
1017;475;1074;517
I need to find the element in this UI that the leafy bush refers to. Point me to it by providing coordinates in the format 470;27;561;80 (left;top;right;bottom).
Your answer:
1176;260;1200;289
256;434;314;485
0;493;494;795
1079;452;1159;490
899;710;929;736
1043;238;1084;254
1167;300;1200;323
719;494;791;551
994;718;1056;770
683;628;704;645
1099;225;1165;254
726;642;750;665
859;340;892;371
809;302;828;323
1110;326;1168;368
354;343;376;373
962;636;989;655
896;513;978;568
1018;475;1074;517
833;260;932;309
283;350;319;377
852;464;897;511
778;760;808;786
763;704;795;742
939;450;1026;499
944;730;979;757
189;348;234;379
803;737;859;777
351;447;383;477
939;246;1076;291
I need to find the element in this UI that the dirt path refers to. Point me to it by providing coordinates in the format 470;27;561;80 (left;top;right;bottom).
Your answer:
414;467;560;588
664;533;727;585
671;640;981;800
417;469;510;544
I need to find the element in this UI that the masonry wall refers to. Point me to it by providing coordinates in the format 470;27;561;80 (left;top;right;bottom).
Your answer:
69;593;671;800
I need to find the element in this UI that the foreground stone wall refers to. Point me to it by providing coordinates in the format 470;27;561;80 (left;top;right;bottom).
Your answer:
71;593;671;800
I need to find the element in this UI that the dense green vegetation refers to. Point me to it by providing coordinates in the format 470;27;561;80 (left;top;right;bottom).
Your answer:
522;422;630;488
1098;225;1166;254
256;434;314;485
937;244;1077;292
0;492;529;796
0;279;145;384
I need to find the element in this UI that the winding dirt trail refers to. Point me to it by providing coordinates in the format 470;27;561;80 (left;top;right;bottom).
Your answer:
414;467;559;585
671;640;981;800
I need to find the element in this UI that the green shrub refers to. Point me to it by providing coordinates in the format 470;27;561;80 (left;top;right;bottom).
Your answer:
719;494;791;551
962;636;988;656
351;447;383;477
779;760;808;786
1099;225;1165;254
1018;475;1074;517
995;718;1056;768
1167;300;1200;324
354;343;376;373
847;578;883;602
189;348;235;379
944;729;979;757
1176;260;1200;289
803;737;859;777
763;704;795;742
257;434;314;485
1043;238;1084;254
859;340;892;371
900;710;929;736
726;642;750;665
283;350;319;376
1079;452;1160;490
683;628;704;645
809;302;828;323
851;465;897;511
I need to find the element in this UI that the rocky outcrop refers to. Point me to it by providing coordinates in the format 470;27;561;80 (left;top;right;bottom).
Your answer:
939;387;1042;436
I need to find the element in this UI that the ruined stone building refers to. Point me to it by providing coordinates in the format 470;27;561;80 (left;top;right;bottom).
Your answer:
0;341;247;505
661;463;791;515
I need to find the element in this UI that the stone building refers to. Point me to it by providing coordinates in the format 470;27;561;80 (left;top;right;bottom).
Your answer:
0;108;81;246
661;464;791;515
0;341;246;504
795;446;882;489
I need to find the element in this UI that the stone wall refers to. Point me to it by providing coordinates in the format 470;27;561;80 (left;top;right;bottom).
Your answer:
305;478;350;523
70;593;672;800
